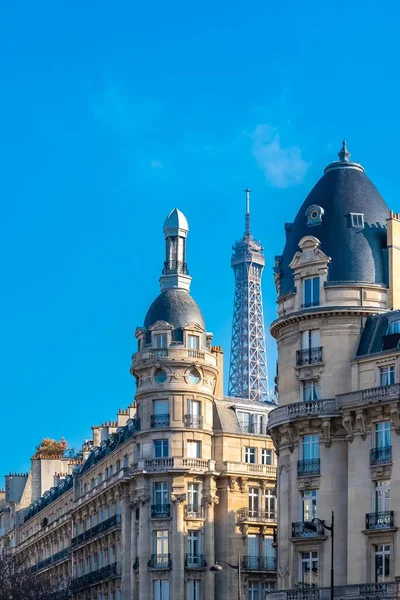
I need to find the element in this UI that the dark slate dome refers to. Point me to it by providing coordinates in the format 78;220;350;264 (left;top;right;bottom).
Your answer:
144;288;206;330
278;145;389;298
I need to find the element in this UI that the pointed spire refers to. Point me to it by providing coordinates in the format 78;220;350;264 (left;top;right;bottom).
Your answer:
244;188;252;236
338;139;350;163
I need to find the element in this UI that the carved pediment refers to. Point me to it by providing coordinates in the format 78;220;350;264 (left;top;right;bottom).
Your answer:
183;321;205;333
149;321;174;332
289;236;331;272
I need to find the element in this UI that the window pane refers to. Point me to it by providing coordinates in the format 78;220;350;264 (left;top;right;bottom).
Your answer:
188;335;199;349
313;277;320;304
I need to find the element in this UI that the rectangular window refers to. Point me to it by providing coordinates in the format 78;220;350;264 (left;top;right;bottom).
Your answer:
376;422;391;449
350;213;364;228
375;480;390;512
301;329;320;349
154;580;169;600
303;276;320;308
187;440;201;458
188;335;200;349
188;399;201;416
375;544;391;582
379;366;396;386
302;435;319;460
187;530;201;555
248;487;259;517
247;533;260;557
300;551;319;585
244;447;256;464
154;334;167;349
154;482;169;506
187;482;200;511
153;530;169;555
261;449;273;465
302;490;317;521
248;582;260;600
253;414;264;434
187;580;201;600
154;440;169;457
264;488;276;517
303;380;320;402
237;411;251;432
154;399;169;415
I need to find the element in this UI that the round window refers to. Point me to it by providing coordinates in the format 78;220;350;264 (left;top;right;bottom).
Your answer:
155;370;167;384
188;369;201;384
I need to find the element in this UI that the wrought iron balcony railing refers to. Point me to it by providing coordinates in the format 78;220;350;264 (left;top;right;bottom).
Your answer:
162;260;189;275
365;511;394;530
241;555;277;571
149;348;169;358
185;554;207;568
148;554;171;569
297;458;320;476
184;505;204;518
151;414;170;428
151;504;171;518
296;347;323;366
184;414;203;428
71;514;121;547
33;548;71;572
370;446;392;465
292;521;326;538
71;562;121;591
237;508;277;523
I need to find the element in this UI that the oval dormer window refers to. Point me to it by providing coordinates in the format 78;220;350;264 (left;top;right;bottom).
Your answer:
155;370;167;384
305;204;324;226
189;369;201;384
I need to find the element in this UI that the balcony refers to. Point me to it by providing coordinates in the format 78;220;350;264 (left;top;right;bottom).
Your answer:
219;461;276;477
292;521;326;538
267;400;339;431
266;582;400;600
188;350;205;360
71;562;121;591
370;446;392;465
296;347;323;366
185;553;207;568
184;414;203;428
237;508;276;524
163;260;189;275
184;505;204;519
241;555;277;571
365;511;394;530
148;553;171;569
149;348;169;359
151;504;171;518
297;458;320;477
71;515;121;547
151;414;170;428
33;548;70;572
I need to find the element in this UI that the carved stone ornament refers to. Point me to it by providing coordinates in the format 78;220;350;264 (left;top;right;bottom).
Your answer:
239;523;249;540
321;420;331;448
390;406;400;435
281;425;296;452
173;371;183;379
355;410;368;440
138;495;151;506
342;415;354;442
171;493;186;504
204;494;219;506
228;477;237;492
238;477;248;493
270;430;281;456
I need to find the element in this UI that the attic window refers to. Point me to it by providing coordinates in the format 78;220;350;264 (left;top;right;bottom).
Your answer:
387;320;400;334
350;213;364;228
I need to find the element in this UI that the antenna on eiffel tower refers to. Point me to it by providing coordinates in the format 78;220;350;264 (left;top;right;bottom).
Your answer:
228;189;271;403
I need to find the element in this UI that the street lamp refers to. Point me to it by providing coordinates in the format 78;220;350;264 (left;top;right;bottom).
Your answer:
210;553;242;600
303;511;334;600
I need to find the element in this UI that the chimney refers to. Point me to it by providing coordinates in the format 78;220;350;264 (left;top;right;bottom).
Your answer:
211;346;224;399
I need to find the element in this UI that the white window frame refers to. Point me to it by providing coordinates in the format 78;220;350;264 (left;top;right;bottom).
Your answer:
187;482;200;511
187;335;200;349
302;276;320;308
153;529;169;555
350;212;364;228
302;379;320;402
154;333;168;349
375;480;390;512
302;435;319;460
248;487;259;517
379;365;396;386
244;447;256;464
186;579;201;600
187;440;201;458
374;544;391;582
154;482;169;506
302;490;317;521
375;422;391;449
154;440;169;457
300;550;319;585
264;488;276;517
154;579;169;600
261;448;273;465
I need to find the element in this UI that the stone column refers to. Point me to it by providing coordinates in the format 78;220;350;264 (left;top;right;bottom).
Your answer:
137;486;151;600
121;487;132;600
204;491;218;600
131;500;138;600
171;492;186;600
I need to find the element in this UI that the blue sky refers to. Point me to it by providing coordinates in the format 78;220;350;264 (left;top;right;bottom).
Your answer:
1;1;399;481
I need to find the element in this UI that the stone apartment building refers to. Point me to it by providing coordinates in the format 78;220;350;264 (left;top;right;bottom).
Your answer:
3;208;278;600
267;142;400;598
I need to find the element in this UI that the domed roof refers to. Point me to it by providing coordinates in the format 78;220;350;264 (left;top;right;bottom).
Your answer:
144;288;206;330
278;145;389;297
163;208;189;235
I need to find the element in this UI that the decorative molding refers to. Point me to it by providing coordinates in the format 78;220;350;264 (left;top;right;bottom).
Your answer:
171;493;186;504
239;523;249;540
204;495;219;506
390;406;400;435
137;495;150;506
342;415;354;442
173;371;183;379
281;425;296;452
321;420;331;448
278;461;290;475
238;477;248;493
228;477;238;492
355;410;368;440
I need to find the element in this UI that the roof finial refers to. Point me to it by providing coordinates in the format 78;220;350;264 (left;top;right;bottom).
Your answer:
338;139;350;163
244;188;252;236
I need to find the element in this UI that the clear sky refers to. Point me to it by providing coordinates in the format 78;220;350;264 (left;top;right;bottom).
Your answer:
1;1;399;482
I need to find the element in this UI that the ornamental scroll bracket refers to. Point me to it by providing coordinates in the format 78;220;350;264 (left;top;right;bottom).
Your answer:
342;414;354;443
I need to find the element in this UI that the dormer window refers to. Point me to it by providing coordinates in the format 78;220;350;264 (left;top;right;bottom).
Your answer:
350;213;364;228
154;334;167;349
387;320;400;334
302;277;320;309
187;335;199;350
